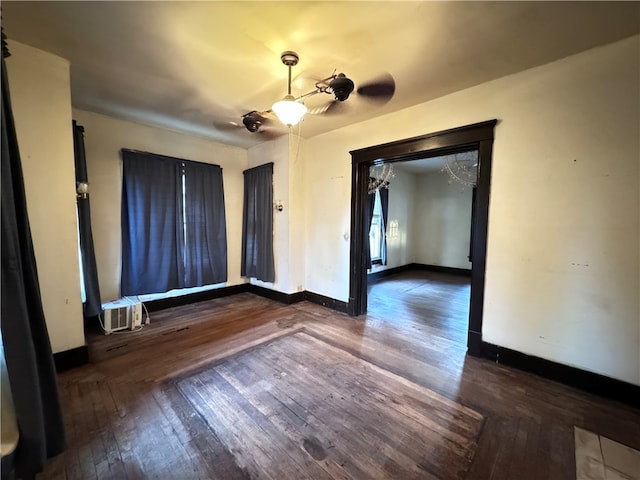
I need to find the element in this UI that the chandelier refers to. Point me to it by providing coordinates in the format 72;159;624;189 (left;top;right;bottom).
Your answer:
368;164;394;194
441;151;478;188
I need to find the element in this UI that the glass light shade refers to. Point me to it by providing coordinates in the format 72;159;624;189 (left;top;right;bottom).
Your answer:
272;95;307;126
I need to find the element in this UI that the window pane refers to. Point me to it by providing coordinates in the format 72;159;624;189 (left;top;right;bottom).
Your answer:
369;191;383;261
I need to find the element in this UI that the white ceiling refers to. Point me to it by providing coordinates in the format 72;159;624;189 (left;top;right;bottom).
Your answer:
3;1;639;149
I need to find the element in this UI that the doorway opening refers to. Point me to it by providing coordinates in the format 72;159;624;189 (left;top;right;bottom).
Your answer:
348;120;497;355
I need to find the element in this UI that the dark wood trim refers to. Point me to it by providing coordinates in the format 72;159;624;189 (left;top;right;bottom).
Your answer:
348;144;370;316
367;263;471;284
467;331;483;357
367;264;414;283
247;284;305;305
53;345;89;372
467;137;494;347
304;291;349;314
409;263;472;277
349;120;498;163
480;342;640;409
144;284;249;312
349;120;498;355
144;283;345;314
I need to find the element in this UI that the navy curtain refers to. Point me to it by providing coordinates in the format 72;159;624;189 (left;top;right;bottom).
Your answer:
121;150;227;296
121;151;182;296
1;32;65;479
365;185;376;269
72;121;102;317
379;187;389;266
241;163;275;282
181;161;227;286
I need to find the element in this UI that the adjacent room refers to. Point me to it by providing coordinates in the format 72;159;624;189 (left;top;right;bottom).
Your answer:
1;2;639;479
366;152;476;346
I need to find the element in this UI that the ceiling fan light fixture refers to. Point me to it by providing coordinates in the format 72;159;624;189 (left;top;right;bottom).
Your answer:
242;113;262;132
329;73;355;101
272;94;307;127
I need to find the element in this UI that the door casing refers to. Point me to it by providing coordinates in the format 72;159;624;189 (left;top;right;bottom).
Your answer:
348;120;497;355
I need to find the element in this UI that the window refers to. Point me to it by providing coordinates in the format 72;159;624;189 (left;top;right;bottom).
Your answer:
369;190;384;263
241;163;275;282
121;150;227;296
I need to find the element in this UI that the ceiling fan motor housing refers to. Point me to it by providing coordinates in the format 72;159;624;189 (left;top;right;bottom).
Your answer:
280;51;300;67
242;113;262;132
330;73;355;101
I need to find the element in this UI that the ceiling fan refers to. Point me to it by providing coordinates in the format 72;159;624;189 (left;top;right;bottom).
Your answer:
240;51;395;133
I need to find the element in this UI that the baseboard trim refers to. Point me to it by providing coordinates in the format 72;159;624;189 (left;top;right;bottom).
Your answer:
304;291;349;314
467;331;483;357
54;345;89;372
367;263;471;283
481;341;639;409
409;263;472;276
367;264;413;283
143;282;346;314
144;283;249;312
248;284;305;305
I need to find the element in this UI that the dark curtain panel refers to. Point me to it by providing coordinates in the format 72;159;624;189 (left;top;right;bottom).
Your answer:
121;151;181;296
1;34;65;479
379;187;389;266
365;185;376;269
181;161;227;287
72;121;102;317
469;186;477;262
241;163;275;282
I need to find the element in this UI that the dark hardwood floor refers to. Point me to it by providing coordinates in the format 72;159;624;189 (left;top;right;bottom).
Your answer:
40;271;640;479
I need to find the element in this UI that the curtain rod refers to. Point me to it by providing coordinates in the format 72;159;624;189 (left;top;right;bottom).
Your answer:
120;148;222;169
243;162;274;175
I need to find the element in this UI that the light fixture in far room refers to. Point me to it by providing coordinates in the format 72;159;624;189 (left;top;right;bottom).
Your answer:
368;163;394;194
441;150;478;188
76;182;89;199
271;51;307;127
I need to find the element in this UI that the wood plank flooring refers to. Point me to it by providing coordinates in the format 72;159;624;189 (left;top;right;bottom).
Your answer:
172;331;483;479
40;271;640;479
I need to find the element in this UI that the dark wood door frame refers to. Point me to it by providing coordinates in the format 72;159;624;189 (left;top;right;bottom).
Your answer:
348;120;497;355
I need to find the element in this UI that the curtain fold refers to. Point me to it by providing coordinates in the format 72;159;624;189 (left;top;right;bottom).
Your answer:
72;121;102;317
181;161;227;287
121;151;181;296
379;187;389;266
365;185;376;269
1;33;65;479
241;163;275;282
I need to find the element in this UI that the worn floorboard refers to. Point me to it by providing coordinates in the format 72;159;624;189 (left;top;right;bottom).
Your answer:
38;271;640;479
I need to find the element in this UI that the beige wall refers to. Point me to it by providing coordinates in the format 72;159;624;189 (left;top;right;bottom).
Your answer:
302;36;640;385
369;168;416;273
71;109;248;302
412;171;473;269
369;167;473;273
247;133;306;294
6;41;85;353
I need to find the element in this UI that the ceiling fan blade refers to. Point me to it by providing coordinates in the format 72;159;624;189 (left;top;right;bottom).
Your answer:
356;73;395;103
254;110;276;124
307;100;349;116
307;101;333;115
258;127;286;140
212;119;243;132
